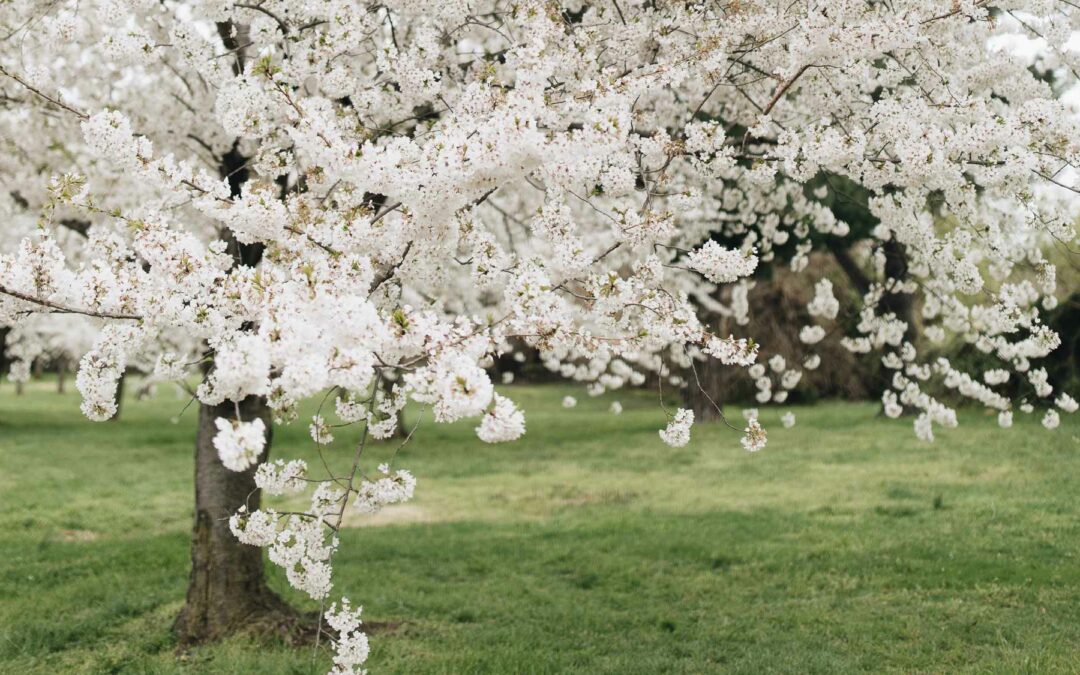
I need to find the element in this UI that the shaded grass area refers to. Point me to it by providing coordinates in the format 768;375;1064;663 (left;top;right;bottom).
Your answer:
1;381;1078;673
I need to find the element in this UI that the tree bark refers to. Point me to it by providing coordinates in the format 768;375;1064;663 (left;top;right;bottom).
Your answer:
173;395;305;645
880;239;917;341
831;246;871;296
57;356;67;394
0;326;8;379
171;18;314;649
684;344;728;423
379;374;408;438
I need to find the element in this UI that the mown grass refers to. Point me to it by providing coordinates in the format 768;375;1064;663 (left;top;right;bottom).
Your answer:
1;380;1078;674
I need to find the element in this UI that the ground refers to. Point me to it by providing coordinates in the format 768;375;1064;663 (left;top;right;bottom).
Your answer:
1;381;1079;674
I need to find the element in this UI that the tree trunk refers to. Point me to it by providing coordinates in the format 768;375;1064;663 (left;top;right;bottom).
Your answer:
684;345;728;423
0;327;8;386
380;374;408;438
880;239;917;341
57;356;67;394
173;395;306;645
170;19;317;649
831;246;870;296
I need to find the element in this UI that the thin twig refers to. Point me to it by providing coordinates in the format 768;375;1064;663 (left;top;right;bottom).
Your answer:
0;284;142;320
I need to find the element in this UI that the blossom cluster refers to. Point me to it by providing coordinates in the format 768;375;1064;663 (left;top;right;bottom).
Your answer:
477;394;526;443
660;408;695;448
354;465;417;515
213;418;266;472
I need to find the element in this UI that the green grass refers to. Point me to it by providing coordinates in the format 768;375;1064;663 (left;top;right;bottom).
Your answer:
1;381;1078;674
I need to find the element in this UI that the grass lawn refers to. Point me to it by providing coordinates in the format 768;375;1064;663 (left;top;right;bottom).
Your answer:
1;381;1079;674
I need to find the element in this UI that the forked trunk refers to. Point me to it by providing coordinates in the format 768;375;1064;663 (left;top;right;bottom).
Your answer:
173;395;304;645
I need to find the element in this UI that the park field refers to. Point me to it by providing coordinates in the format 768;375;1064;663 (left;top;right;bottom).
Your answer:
1;382;1079;674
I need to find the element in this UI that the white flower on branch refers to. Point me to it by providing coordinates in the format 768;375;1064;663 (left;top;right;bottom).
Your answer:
213;417;266;472
477;394;526;443
660;408;694;448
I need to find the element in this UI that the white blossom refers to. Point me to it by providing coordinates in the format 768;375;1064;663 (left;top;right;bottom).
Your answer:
686;241;758;283
229;506;279;547
741;419;767;452
882;391;903;419
659;408;694;448
768;355;787;373
807;280;839;320
799;325;826;345
255;460;308;495
914;413;934;443
325;599;370;675
476;394;526;443
354;465;417;514
310;415;334;445
1043;409;1061;430
703;335;759;366
213;418;266;472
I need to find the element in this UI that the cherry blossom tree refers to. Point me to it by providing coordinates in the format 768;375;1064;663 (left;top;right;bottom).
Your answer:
2;1;1078;671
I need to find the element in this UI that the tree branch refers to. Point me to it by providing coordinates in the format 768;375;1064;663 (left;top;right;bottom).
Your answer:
762;64;811;116
0;65;88;119
368;241;413;293
0;284;142;320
